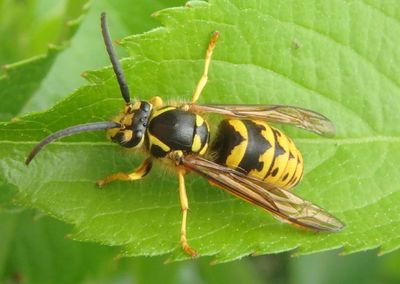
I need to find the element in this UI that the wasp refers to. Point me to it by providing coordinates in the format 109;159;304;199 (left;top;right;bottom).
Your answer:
26;13;344;257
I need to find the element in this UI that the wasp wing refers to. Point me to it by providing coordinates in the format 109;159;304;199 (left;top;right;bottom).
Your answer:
182;155;344;232
191;104;335;137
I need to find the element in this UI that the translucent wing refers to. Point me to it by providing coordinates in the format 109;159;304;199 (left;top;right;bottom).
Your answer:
190;104;335;137
182;155;344;232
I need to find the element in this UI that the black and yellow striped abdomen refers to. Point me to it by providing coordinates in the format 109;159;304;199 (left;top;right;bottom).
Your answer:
210;119;303;190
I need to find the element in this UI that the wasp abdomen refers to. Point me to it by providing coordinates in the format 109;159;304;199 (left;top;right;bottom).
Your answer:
147;107;210;158
211;119;303;190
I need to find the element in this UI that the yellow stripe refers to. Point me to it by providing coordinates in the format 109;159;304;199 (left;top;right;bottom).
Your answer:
293;151;304;186
148;132;170;152
264;128;290;184
275;138;297;189
195;115;205;127
191;134;202;152
283;142;304;189
199;142;208;155
151;106;176;118
226;120;248;168
248;121;275;179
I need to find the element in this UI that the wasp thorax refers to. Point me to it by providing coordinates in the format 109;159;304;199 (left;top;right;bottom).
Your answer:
107;101;152;148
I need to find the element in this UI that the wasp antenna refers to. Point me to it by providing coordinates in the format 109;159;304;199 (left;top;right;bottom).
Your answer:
101;12;131;104
25;121;120;165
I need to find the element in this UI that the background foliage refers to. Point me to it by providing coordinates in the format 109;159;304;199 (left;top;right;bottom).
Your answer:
0;0;400;283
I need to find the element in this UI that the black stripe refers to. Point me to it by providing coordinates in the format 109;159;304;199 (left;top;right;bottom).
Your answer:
264;129;283;179
237;120;272;174
291;158;304;187
285;159;301;188
211;120;245;165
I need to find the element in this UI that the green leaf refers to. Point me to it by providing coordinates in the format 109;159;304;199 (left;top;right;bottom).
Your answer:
288;250;383;284
1;0;400;263
0;0;87;65
21;0;185;116
0;0;89;121
0;211;118;284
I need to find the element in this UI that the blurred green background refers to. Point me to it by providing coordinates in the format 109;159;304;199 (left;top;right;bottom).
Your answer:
1;0;399;283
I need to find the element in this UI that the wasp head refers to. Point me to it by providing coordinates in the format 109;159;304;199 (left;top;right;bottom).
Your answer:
107;101;152;148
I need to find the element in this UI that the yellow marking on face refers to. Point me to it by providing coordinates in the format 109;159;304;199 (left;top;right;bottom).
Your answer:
108;112;124;140
123;130;133;142
106;128;119;140
226;120;248;168
122;113;133;126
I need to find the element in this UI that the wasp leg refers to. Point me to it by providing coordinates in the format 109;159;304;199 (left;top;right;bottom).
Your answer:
178;170;198;257
191;32;220;104
96;158;152;187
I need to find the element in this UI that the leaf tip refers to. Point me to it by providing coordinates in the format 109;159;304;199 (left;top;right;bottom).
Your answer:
185;1;209;8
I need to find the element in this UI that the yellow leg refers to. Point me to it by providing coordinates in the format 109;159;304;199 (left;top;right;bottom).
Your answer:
96;158;152;187
178;170;198;257
191;32;220;104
